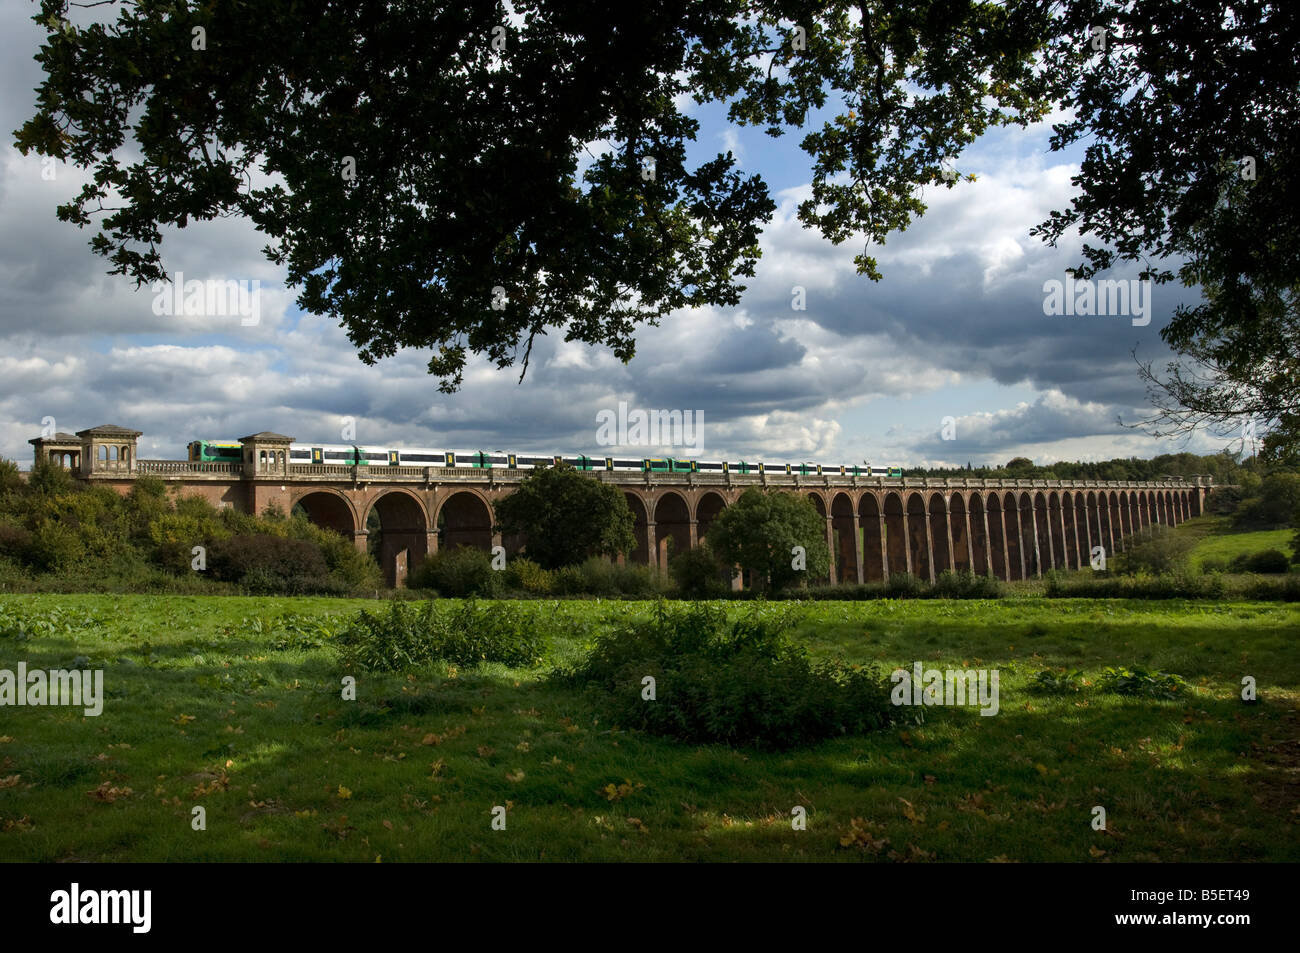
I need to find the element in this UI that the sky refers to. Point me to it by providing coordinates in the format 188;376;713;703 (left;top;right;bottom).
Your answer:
0;6;1241;469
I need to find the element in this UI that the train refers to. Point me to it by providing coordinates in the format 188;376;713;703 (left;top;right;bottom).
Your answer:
187;439;904;478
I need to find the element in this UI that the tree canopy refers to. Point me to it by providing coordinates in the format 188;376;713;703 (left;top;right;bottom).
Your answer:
707;487;829;591
492;462;635;568
16;0;1300;451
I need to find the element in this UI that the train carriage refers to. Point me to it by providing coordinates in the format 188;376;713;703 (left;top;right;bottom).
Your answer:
188;440;243;463
198;436;903;479
644;458;695;473
397;448;447;467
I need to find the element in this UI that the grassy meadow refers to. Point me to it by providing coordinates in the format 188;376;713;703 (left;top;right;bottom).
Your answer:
1;590;1296;862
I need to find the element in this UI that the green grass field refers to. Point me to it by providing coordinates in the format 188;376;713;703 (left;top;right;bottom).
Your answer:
1;592;1296;862
1182;516;1295;570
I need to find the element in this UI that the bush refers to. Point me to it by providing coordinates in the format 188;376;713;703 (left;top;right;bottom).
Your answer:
1233;549;1291;574
1199;556;1229;575
0;458;23;499
208;534;330;592
1234;471;1300;529
1045;570;1225;600
503;557;554;594
25;519;84;571
931;569;1004;599
410;545;501;597
148;511;230;571
670;542;729;598
336;598;551;670
1116;525;1194;575
885;573;927;599
1029;669;1084;695
25;460;76;497
563;602;899;749
0;524;32;561
1206;485;1244;516
1241;576;1300;601
286;518;382;590
551;564;586;596
550;557;665;598
1097;666;1188;700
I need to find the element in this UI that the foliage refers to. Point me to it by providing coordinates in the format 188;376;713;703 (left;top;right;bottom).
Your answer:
0;602;104;641
1029;669;1084;695
669;541;729;598
549;557;666;598
1115;526;1195;576
1242;576;1300;602
410;545;501;597
1045;570;1226;600
707;488;829;592
564;601;898;749
336;598;551;671
0;458;25;499
1199;556;1229;575
764;571;999;601
492;463;636;569
1234;472;1300;529
207;534;332;594
1228;549;1291;574
503;557;554;594
25;459;76;497
1097;666;1189;701
931;569;1004;600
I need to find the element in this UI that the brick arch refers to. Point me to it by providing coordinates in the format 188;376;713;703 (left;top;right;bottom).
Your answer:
696;491;727;541
1046;490;1066;570
906;492;932;582
805;489;830;518
1029;491;1050;572
292;487;361;536
928;491;952;577
859;491;885;582
883;491;908;578
1105;490;1122;553
967;491;991;576
987;494;1008;577
830;491;857;584
946;492;970;574
363;488;431;587
653;491;691;566
1002;491;1025;581
435;489;494;554
623;492;650;565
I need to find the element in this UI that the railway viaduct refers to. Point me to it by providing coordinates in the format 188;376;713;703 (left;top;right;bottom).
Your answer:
33;425;1215;588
